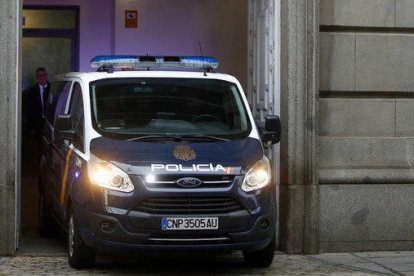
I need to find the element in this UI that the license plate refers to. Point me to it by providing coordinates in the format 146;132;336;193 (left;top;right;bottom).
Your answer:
161;217;218;230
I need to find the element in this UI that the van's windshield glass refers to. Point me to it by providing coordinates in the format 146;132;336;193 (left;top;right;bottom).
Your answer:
89;78;252;141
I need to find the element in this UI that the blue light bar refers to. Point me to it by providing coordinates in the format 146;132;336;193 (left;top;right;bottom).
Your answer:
90;55;219;71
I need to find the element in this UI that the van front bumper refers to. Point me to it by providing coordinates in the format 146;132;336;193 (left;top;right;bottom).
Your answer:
73;174;276;253
76;208;275;253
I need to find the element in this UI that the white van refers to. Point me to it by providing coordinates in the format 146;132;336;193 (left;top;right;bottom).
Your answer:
39;56;281;268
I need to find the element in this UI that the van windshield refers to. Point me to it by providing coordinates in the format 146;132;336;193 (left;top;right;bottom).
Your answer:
89;78;252;141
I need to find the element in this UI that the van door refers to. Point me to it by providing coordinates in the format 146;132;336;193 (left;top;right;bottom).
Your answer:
47;81;73;220
43;81;66;186
58;82;85;220
67;82;85;154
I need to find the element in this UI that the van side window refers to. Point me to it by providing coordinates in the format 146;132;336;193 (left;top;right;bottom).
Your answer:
46;81;63;124
69;83;85;153
46;81;72;125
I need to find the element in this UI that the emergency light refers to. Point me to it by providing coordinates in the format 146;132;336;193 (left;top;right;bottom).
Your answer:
90;55;219;72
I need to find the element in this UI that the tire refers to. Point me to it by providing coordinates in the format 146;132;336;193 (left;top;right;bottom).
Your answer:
243;235;276;268
68;209;96;269
38;188;57;237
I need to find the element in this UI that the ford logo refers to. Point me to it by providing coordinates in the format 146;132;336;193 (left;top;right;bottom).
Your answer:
176;177;203;188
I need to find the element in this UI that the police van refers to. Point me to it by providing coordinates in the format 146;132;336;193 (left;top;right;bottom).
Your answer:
39;56;281;269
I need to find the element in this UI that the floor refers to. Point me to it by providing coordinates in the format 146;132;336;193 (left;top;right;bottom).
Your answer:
312;252;414;275
3;241;414;275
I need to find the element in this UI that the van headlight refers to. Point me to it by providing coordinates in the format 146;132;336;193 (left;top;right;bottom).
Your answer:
241;156;271;192
88;155;134;193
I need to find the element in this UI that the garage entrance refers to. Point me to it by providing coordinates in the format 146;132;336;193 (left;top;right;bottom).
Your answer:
1;0;322;257
21;5;79;252
16;0;283;256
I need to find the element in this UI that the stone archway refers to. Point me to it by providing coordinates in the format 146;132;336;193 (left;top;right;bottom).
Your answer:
0;0;320;256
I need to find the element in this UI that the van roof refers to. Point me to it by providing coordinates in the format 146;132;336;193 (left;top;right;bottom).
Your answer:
54;71;241;85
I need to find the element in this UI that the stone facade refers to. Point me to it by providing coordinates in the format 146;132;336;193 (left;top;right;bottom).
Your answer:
319;0;414;252
1;0;413;255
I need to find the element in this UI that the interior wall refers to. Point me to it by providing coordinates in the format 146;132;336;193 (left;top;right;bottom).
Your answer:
23;0;248;89
115;0;248;89
23;0;115;71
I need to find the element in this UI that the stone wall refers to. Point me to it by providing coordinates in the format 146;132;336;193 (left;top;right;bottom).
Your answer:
279;0;319;254
319;0;414;252
0;0;21;255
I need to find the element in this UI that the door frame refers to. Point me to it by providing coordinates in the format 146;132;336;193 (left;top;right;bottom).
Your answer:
23;5;80;71
248;0;281;247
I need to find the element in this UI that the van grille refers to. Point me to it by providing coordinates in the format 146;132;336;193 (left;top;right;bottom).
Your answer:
142;175;235;189
134;196;243;214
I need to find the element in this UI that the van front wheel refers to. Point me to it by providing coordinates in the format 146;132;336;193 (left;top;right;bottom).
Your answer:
243;235;276;267
68;210;95;269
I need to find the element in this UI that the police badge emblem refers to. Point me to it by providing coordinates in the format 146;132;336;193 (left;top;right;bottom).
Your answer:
173;145;196;161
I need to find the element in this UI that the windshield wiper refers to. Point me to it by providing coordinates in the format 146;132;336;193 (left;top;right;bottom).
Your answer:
127;135;180;142
180;135;230;142
127;134;229;142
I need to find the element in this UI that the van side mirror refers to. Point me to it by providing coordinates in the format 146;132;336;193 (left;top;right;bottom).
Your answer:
262;115;281;145
55;114;75;141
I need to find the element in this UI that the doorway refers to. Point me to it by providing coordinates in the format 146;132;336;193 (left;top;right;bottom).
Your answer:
16;0;280;257
22;6;79;89
20;5;79;252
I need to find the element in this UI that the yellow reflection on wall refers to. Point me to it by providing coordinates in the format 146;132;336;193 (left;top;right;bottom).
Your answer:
23;37;72;89
23;9;76;29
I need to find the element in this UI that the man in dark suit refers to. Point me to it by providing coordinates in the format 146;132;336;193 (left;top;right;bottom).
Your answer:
27;67;51;140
